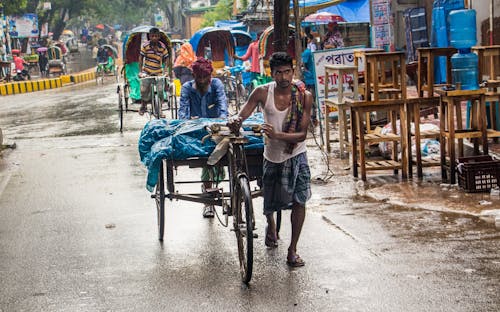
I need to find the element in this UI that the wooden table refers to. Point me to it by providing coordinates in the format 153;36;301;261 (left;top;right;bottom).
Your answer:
436;88;488;184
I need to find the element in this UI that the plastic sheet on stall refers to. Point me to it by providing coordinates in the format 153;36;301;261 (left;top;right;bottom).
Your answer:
379;121;440;157
138;113;264;191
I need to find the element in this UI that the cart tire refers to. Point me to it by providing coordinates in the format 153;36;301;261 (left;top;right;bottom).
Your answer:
118;89;124;132
156;161;165;241
234;175;253;284
166;163;174;193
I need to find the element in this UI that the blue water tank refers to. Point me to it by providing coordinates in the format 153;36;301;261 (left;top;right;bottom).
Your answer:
449;9;477;49
451;51;479;90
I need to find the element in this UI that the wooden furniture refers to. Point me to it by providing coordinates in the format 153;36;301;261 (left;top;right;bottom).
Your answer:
345;51;409;181
323;64;358;156
347;99;408;181
436;88;488;184
472;45;500;135
364;51;407;102
417;47;456;97
406;97;441;178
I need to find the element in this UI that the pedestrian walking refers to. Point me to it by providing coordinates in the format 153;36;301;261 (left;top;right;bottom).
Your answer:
229;52;313;267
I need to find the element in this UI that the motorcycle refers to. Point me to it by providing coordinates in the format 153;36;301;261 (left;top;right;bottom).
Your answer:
13;69;30;81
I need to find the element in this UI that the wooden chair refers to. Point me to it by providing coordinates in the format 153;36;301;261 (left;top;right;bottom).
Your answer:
346;51;408;181
436;88;488;184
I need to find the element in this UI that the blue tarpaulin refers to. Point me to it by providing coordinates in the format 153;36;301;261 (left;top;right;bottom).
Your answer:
138;114;265;191
290;0;346;16
317;0;370;23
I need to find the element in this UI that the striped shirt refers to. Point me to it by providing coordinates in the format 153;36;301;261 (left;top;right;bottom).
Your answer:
140;41;169;75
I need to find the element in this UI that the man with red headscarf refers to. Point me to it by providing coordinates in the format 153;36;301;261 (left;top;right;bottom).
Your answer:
179;57;228;218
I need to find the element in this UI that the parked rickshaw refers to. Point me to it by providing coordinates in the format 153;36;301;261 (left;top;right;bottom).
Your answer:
190;27;235;71
95;44;118;85
190;27;246;113
47;46;66;77
117;25;176;132
258;25;297;76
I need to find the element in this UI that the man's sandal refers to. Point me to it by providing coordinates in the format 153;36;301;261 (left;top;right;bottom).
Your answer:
265;226;278;248
286;254;305;267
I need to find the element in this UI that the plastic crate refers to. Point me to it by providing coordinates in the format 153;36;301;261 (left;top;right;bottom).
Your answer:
457;156;500;192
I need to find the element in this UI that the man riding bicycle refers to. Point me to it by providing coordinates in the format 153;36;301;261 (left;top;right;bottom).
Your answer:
138;27;169;115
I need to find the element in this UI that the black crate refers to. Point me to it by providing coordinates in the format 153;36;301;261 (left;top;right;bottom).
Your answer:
457;156;500;193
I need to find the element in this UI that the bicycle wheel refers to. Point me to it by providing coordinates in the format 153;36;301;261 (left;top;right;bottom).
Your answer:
234;174;254;284
117;86;124;132
155;160;165;241
124;84;129;111
95;67;100;85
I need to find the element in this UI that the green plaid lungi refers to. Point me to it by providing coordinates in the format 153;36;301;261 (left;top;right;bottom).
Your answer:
262;152;311;215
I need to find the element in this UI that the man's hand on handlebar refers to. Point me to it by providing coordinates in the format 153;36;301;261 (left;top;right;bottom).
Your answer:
227;116;242;134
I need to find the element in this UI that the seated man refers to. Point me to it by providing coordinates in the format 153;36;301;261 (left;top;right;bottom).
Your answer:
179;57;228;217
96;46;108;64
138;27;169;115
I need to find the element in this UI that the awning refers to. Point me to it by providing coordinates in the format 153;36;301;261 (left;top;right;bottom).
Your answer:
318;0;370;23
290;0;346;17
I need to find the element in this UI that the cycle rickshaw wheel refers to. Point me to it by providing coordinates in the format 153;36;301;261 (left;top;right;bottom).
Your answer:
117;86;124;132
155;160;165;241
234;174;254;284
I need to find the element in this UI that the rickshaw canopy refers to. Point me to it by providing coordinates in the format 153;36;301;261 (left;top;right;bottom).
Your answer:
258;25;296;60
101;44;118;58
123;25;172;64
231;30;253;47
189;27;235;62
47;46;63;61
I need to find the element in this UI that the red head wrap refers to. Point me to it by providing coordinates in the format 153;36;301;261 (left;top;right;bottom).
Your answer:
191;57;213;76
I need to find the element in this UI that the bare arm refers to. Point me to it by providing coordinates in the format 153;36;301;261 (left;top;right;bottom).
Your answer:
261;90;313;144
228;85;267;132
138;54;143;72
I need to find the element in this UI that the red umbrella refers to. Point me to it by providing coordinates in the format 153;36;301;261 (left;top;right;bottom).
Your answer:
95;24;105;30
303;12;346;24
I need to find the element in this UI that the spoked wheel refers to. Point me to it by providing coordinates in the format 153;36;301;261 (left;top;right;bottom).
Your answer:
155;160;165;241
124;84;130;111
234;174;254;284
117;86;124;132
152;94;161;119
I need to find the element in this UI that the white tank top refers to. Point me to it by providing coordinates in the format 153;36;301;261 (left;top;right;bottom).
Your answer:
263;82;307;163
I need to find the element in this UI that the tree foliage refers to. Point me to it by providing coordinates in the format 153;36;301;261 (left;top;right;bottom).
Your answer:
201;0;233;28
0;0;28;15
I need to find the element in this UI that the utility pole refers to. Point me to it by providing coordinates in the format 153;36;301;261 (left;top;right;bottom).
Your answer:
273;0;289;53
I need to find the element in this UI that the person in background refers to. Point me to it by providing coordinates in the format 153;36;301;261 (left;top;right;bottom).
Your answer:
92;45;98;62
138;27;169;115
322;21;344;49
178;57;228;218
38;51;48;77
173;42;197;85
234;32;262;82
228;52;313;267
301;34;318;126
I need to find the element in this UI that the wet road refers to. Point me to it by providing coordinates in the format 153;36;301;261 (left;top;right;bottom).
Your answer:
0;81;499;312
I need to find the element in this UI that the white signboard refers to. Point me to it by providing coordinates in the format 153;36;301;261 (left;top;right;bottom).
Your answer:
7;14;38;38
312;46;364;112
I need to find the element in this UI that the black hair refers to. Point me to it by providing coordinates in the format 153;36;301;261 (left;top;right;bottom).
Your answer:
269;52;293;72
149;27;160;34
307;33;314;40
